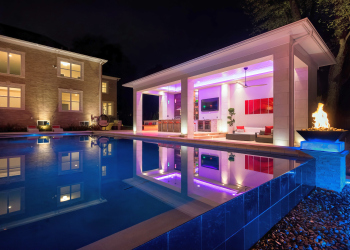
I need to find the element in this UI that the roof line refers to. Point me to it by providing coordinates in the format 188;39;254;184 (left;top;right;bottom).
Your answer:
0;34;108;64
123;18;334;87
102;75;121;81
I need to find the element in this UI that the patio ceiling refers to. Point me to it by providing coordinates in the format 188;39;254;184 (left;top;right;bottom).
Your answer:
144;58;273;95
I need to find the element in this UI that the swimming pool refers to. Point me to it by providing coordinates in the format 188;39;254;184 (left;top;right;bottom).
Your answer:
0;135;314;249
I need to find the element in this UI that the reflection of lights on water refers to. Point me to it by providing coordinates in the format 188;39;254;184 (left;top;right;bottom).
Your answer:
61;195;70;202
197;185;200;187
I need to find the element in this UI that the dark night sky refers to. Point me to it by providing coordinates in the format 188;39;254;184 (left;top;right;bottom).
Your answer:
0;0;252;78
0;0;253;123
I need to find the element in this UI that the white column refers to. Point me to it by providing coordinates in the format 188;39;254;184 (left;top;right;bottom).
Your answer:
181;78;194;138
273;43;291;146
133;140;142;176
159;146;168;173
181;146;194;196
294;67;308;145
220;84;230;133
220;151;229;184
159;92;168;120
133;90;143;133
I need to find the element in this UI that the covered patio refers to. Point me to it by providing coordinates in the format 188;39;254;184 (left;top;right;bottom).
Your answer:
123;18;335;146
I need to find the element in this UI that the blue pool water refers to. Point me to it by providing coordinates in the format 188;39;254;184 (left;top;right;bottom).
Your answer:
0;135;308;249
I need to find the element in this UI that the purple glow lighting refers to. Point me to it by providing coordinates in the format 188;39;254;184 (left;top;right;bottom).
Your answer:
155;173;237;195
192;60;273;88
156;60;273;92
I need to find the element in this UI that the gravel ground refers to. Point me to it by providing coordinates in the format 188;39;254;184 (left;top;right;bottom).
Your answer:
252;185;350;250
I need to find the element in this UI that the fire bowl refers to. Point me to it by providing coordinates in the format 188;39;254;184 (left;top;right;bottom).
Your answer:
297;130;348;142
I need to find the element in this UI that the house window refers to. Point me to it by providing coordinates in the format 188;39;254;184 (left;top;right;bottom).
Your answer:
102;102;113;115
0;157;21;178
58;58;83;80
0;84;24;109
37;136;50;144
59;183;81;203
79;121;89;127
37;120;50;126
58;89;83;112
0;188;23;216
61;152;80;172
0;50;24;77
102;82;107;93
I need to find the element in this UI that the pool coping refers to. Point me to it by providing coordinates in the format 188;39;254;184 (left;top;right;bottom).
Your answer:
93;131;313;160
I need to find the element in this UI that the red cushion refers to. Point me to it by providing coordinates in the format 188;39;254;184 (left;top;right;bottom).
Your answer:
265;126;273;135
28;126;36;128
53;125;60;128
236;126;244;130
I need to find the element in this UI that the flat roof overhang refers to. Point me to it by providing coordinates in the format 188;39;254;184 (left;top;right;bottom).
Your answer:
123;18;335;91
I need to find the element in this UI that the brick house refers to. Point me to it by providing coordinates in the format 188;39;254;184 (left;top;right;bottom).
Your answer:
101;75;120;120
0;34;119;128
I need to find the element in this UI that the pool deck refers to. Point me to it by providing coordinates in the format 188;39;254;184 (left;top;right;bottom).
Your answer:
94;130;312;159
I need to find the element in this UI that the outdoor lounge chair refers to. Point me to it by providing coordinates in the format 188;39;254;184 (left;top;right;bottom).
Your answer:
27;126;39;133
52;125;64;132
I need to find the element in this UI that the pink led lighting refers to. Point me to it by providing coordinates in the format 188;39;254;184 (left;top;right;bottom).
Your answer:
156;60;273;92
155;173;237;195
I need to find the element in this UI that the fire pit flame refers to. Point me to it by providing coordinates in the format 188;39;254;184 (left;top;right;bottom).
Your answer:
312;103;330;129
302;103;345;132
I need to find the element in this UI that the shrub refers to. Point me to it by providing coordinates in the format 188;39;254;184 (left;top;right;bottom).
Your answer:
0;123;27;132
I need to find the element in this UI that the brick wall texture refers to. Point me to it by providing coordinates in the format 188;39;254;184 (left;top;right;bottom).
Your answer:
0;40;101;127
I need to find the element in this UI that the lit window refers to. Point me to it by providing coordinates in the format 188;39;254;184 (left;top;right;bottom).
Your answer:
59;183;81;203
37;136;50;144
59;89;82;112
102;82;107;93
79;121;89;127
0;50;23;76
102;102;113;115
102;166;106;176
0;189;22;216
61;152;80;171
0;157;21;178
0;85;23;109
58;58;83;80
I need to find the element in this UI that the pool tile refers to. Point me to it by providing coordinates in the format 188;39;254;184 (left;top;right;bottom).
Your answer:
295;166;302;186
244;216;259;250
288;189;296;210
281;195;289;218
226;229;244;250
280;174;289;197
259;208;271;239
225;194;244;238
168;216;201;250
137;233;167;250
259;181;270;214
214;241;225;250
202;205;225;250
289;169;296;191
271;201;281;225
244;188;258;224
270;177;281;205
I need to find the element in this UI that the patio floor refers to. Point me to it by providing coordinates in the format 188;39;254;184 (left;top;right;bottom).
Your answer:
94;130;310;159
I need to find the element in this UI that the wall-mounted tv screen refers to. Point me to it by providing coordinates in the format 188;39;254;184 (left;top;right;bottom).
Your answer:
201;154;219;170
201;97;219;112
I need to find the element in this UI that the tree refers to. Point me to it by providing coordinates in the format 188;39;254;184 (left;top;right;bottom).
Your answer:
317;0;350;117
243;0;350;123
